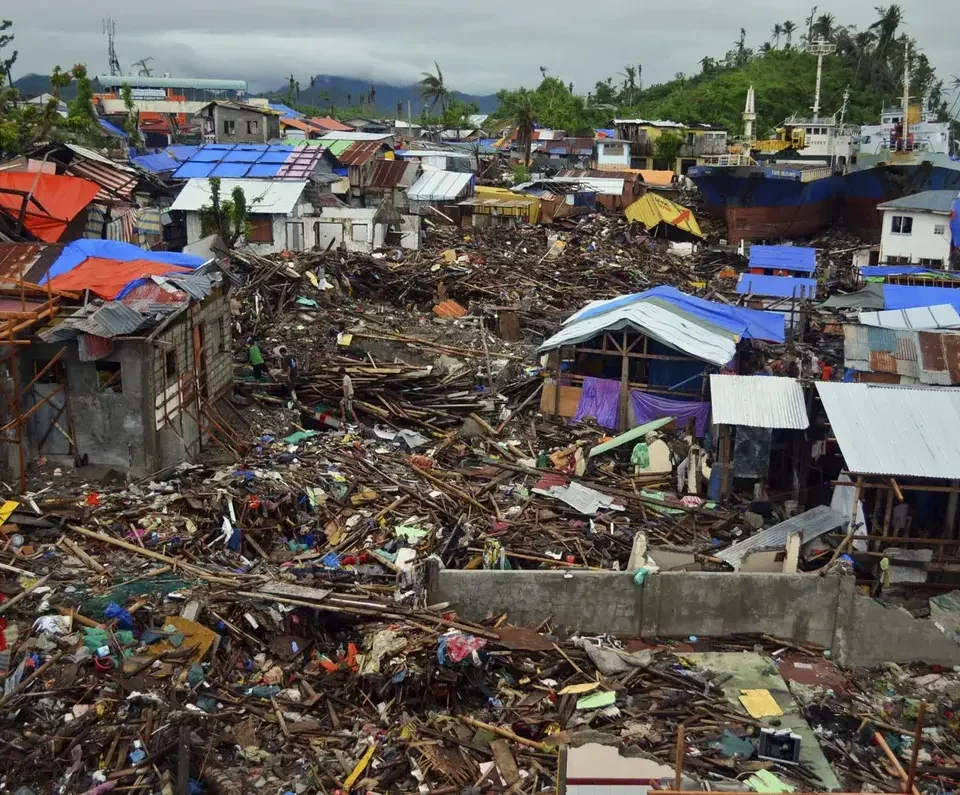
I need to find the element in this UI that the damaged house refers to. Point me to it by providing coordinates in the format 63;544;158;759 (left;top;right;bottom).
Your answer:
0;240;233;486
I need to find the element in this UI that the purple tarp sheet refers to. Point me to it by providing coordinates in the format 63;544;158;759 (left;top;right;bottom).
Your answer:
572;376;620;429
630;390;711;437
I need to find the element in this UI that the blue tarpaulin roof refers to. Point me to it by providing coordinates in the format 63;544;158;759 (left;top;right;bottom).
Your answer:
41;240;204;285
859;265;959;278
883;284;960;312
748;245;816;274
737;274;818;299
172;143;322;179
268;102;303;119
952;197;960;247
131;145;201;174
98;118;128;138
565;285;785;343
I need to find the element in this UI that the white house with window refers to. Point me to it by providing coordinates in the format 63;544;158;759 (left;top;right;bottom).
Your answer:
877;190;959;270
171;178;419;254
595;139;632;169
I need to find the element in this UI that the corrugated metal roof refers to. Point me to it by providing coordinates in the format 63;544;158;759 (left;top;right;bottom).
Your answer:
0;243;62;284
95;75;247;90
843;325;960;384
543;176;625;196
747;245;816;274
859;305;960;330
318;132;394;142
336;141;385;166
737;274;817;299
131;145;201;175
367;159;417;190
407;171;473;202
816;382;960;478
714;505;847;570
877;190;959;214
64;160;138;203
171;178;306;214
709;375;809;429
539;300;737;366
310;116;354;132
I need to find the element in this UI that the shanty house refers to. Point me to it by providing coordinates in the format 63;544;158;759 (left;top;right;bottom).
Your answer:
196;101;282;144
816;382;960;559
406;171;474;222
709;374;811;504
877;191;959;269
613;119;728;173
594;139;632;169
538;287;785;431
363;160;420;212
0;240;233;484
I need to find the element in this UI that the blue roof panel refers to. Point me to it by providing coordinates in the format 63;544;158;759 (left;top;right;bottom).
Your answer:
173;162;215;179
192;148;228;162
748;245;816;274
737;274;818;298
209;163;254;178
883;284;960;312
259;151;292;163
247;164;283;177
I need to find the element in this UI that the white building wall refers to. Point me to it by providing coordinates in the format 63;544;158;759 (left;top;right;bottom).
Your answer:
596;143;630;168
880;209;952;267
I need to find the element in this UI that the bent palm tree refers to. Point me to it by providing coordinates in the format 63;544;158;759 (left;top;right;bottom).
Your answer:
420;61;449;113
870;5;903;61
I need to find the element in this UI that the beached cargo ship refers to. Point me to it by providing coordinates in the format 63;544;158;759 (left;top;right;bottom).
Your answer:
688;41;856;243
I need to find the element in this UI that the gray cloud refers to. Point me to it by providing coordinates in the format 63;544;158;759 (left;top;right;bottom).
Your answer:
7;0;957;96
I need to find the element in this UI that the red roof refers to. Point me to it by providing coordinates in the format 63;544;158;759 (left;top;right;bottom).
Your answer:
281;117;326;135
310;116;354;132
47;257;194;300
0;173;100;242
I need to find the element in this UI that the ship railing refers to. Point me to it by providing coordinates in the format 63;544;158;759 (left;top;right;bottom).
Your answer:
698;153;756;167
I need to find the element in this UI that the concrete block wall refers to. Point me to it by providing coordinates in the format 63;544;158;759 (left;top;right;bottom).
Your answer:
430;569;960;668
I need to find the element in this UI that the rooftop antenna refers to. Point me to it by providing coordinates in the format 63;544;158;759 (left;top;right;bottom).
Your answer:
806;38;836;120
132;58;154;77
102;16;121;76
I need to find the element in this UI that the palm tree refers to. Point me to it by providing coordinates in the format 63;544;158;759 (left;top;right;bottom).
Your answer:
369;85;376;112
870;5;904;61
804;5;818;43
771;22;783;48
503;91;536;167
782;20;797;48
700;55;715;73
420;61;449;113
760;42;773;55
347;92;352;107
812;13;836;40
853;30;876;83
620;65;637;104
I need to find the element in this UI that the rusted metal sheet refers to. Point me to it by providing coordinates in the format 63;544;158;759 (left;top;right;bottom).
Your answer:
367;159;413;191
336;141;384;167
0;243;63;284
65;160;138;203
869;350;898;374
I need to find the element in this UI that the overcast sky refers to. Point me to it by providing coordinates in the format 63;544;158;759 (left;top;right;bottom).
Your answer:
7;1;956;96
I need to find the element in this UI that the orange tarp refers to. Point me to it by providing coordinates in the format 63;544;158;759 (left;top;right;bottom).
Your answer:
0;172;100;242
47;257;194;300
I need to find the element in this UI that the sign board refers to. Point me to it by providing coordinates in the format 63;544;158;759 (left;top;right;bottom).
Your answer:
130;88;166;100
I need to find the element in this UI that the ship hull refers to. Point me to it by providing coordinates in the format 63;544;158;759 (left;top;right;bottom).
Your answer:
844;161;960;240
689;165;845;243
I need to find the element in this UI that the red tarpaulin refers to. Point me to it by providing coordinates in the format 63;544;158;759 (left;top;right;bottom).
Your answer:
47;257;194;300
0;172;101;242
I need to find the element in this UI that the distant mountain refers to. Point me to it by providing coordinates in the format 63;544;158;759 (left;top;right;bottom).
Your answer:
274;75;499;115
12;73;77;100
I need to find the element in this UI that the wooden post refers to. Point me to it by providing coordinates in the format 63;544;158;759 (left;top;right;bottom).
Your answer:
674;724;685;791
946;480;959;539
904;702;927;795
618;330;630;430
552;352;561;417
720;425;732;501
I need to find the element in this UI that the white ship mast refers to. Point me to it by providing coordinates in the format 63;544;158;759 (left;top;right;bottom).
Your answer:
807;38;836;121
900;42;911;151
743;84;756;142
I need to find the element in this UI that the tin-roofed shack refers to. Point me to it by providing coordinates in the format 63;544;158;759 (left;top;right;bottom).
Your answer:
0;241;234;487
538;288;785;431
816;382;960;586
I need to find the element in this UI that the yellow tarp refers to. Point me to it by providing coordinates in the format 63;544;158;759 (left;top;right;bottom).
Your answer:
475;186;541;224
738;688;784;718
624;193;702;238
639;169;676;187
